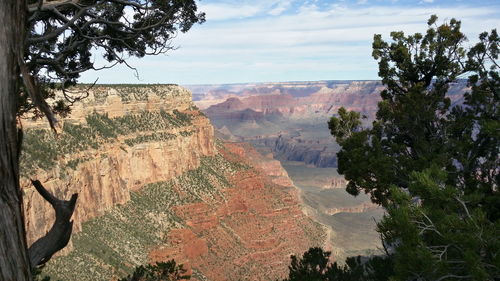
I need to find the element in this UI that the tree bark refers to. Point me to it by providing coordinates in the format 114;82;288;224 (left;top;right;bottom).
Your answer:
0;1;31;280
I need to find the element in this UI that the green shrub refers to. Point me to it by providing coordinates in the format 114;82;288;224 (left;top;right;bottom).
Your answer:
119;261;190;281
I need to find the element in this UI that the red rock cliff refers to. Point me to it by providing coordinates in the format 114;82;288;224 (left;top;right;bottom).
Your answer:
21;85;325;280
22;85;215;250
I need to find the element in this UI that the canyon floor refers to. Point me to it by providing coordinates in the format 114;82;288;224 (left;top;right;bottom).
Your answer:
281;161;384;259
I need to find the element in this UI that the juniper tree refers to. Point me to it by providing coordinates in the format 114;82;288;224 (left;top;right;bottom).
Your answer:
329;16;499;279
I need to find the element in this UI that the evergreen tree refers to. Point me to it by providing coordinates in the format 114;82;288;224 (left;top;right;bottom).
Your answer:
282;247;393;281
119;260;190;281
328;15;499;280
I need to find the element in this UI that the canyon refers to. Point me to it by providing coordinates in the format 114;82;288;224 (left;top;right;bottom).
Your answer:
189;80;469;259
21;80;469;279
191;80;468;169
21;85;325;280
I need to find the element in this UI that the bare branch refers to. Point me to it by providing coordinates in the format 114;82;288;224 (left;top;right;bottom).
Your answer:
28;180;78;268
19;61;59;132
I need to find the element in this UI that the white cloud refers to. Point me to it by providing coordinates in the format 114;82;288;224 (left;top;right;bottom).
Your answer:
80;2;500;84
197;3;261;20
198;0;296;20
269;0;293;16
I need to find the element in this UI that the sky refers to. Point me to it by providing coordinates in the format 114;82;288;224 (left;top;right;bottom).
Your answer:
79;0;500;85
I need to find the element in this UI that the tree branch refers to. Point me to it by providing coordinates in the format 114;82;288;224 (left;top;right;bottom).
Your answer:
19;61;59;132
28;180;78;268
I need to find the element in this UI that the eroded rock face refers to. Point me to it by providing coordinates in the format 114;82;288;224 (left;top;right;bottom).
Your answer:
148;143;325;281
21;85;215;249
21;85;325;281
202;81;385;122
325;202;379;216
198;80;469;169
271;136;338;167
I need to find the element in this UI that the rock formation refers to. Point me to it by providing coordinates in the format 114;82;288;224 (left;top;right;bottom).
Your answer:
325;202;379;216
198;80;469;169
21;85;215;249
20;85;325;280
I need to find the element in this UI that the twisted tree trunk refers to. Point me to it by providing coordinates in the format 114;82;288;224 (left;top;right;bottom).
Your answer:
0;1;31;280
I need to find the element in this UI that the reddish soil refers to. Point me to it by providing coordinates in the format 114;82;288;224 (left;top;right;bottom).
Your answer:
148;143;325;281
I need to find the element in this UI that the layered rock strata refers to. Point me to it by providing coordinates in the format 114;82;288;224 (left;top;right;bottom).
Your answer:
21;85;215;249
20;85;325;280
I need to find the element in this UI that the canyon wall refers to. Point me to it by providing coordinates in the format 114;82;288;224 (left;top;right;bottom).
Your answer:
197;80;469;169
22;85;215;248
21;85;325;280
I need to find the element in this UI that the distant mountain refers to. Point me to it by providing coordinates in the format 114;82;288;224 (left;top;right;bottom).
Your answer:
193;80;469;168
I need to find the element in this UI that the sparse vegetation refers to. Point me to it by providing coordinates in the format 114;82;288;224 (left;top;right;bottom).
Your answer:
20;110;194;176
124;132;177;147
40;153;247;280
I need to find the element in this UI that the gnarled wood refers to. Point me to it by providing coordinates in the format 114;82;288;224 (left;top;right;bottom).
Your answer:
0;1;31;280
28;180;78;268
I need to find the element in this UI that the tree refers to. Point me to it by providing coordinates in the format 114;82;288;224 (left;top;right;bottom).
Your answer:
378;167;499;280
329;15;469;206
285;247;331;281
119;260;190;281
329;16;499;279
0;1;204;280
282;247;393;281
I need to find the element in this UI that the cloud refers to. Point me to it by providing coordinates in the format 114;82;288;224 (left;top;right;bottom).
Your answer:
269;0;293;16
80;1;500;84
197;3;261;20
198;0;296;20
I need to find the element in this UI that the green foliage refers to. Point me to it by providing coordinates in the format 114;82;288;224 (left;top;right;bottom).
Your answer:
329;16;499;208
286;247;330;281
119;261;190;281
328;15;499;280
124;132;177;147
282;247;393;281
328;107;362;142
20;0;204;118
379;167;500;280
113;85;180;103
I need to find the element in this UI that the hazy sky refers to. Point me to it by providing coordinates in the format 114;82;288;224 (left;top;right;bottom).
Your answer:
79;0;500;85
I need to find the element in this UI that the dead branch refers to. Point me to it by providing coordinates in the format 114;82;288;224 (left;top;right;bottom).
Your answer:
28;180;78;268
19;62;59;132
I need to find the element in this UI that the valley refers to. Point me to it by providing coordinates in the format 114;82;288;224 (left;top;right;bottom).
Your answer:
190;79;469;260
20;80;469;280
188;81;388;260
20;85;325;280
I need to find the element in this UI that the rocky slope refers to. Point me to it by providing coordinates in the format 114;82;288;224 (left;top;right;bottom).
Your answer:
199;81;386;169
20;85;325;280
